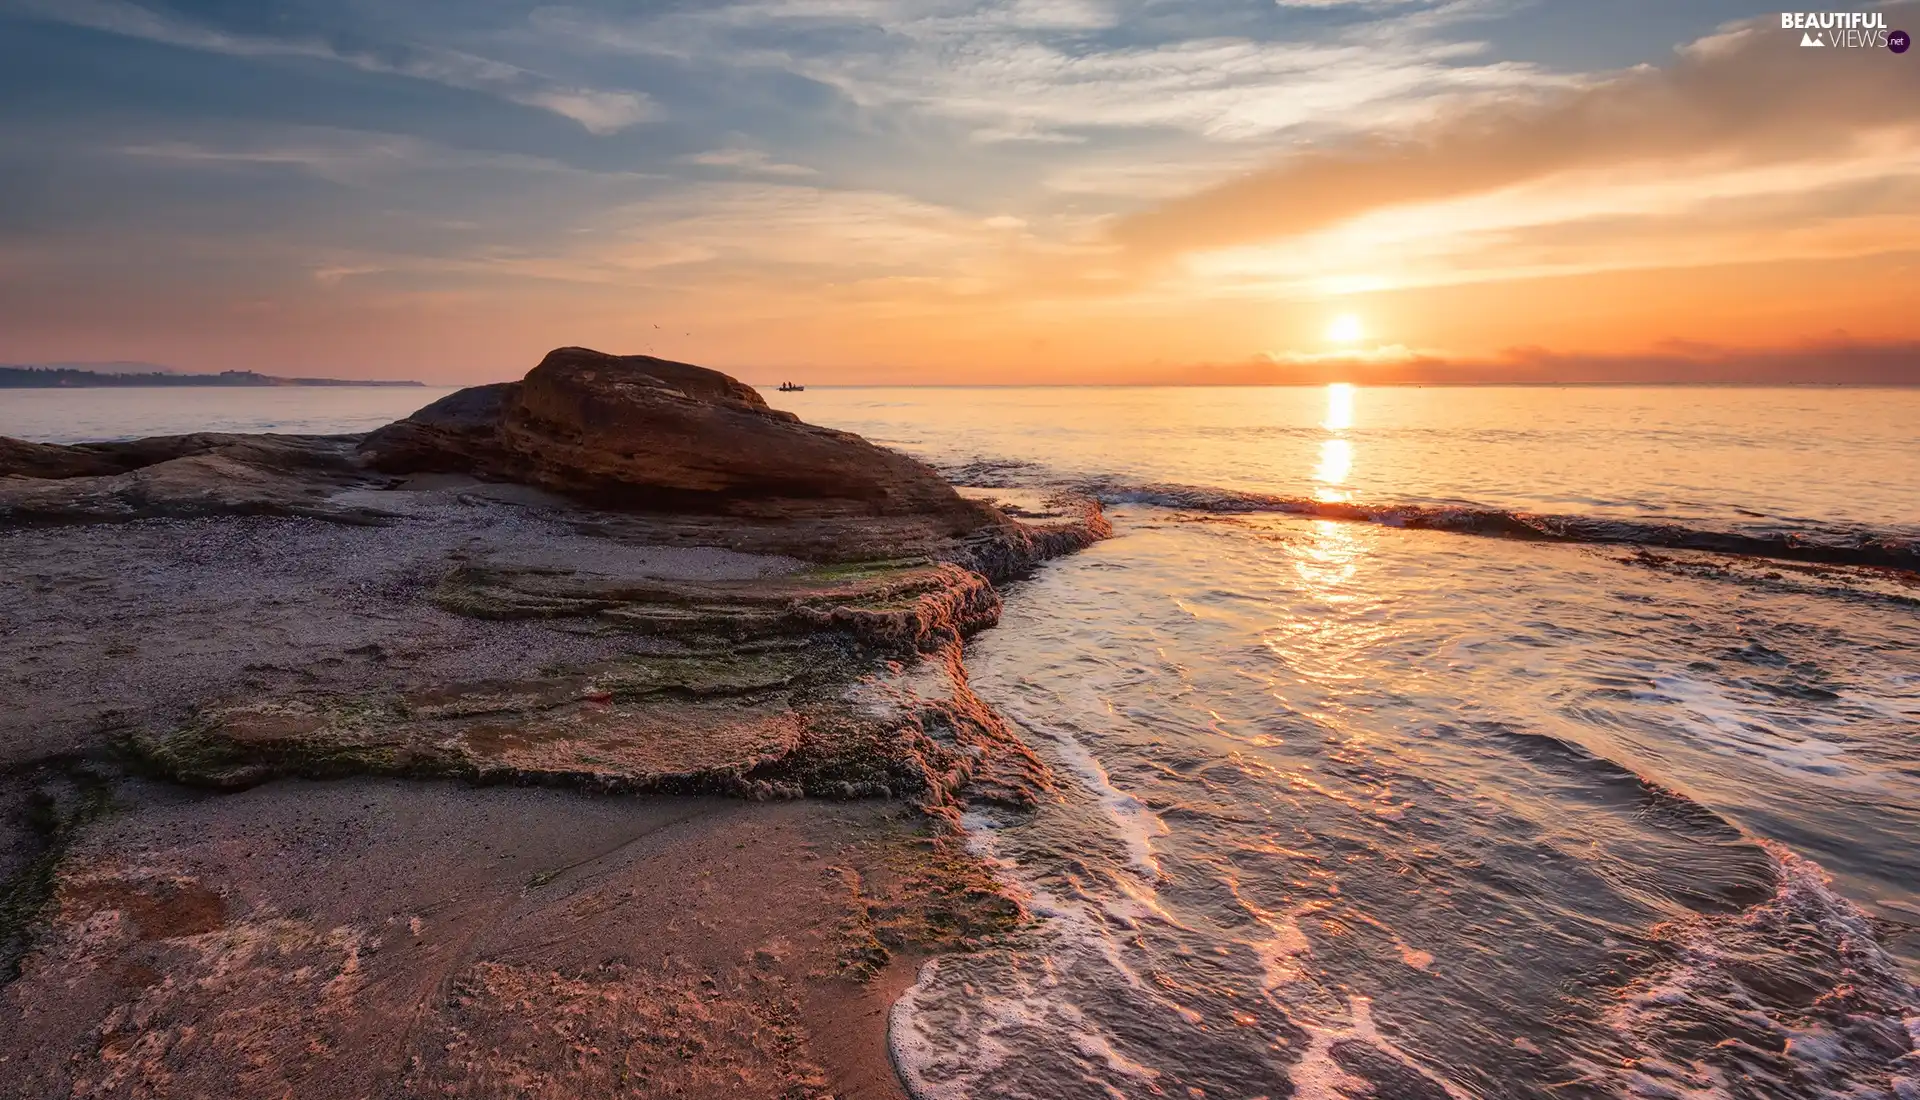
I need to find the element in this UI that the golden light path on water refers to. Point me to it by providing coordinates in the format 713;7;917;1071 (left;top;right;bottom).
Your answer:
1314;382;1356;505
1284;381;1374;733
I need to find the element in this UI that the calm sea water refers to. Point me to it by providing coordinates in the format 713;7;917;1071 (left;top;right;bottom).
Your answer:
8;384;1919;1098
0;386;460;443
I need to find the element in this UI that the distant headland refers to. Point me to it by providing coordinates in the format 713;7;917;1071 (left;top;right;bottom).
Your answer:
0;365;424;388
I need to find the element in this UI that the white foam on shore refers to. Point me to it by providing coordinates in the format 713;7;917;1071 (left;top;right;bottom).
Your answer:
1284;994;1472;1100
890;749;1186;1100
887;878;1172;1099
1008;704;1168;880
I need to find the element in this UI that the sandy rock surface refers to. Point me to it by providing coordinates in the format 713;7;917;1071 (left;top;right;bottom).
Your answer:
5;781;1012;1100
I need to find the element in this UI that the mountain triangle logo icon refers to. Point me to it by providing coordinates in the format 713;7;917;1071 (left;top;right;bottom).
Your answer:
1800;30;1824;45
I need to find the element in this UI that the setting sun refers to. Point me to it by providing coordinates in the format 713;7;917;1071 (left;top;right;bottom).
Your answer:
1326;314;1364;344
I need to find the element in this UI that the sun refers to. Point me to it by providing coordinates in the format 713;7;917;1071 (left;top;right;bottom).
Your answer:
1326;314;1363;344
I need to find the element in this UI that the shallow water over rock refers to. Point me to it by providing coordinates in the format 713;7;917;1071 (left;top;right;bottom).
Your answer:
893;513;1919;1098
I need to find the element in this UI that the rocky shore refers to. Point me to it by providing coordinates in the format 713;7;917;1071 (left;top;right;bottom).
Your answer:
0;349;1109;1099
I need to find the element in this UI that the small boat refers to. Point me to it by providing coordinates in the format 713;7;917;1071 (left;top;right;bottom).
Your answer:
778;382;805;392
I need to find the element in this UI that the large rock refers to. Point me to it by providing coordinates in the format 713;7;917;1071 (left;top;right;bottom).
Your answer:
362;347;1004;532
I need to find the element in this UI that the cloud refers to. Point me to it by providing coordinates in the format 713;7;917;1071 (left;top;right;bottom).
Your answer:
533;0;1560;144
1114;12;1920;259
513;90;657;135
242;180;1014;296
113;130;639;186
1173;142;1920;298
9;0;1920;381
577;182;1003;276
1169;339;1920;385
678;149;820;177
6;0;658;133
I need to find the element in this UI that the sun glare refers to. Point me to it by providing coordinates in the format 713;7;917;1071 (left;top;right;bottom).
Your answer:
1315;382;1356;503
1326;314;1363;344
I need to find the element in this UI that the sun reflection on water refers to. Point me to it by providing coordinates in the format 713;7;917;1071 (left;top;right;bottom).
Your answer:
1315;438;1353;495
1294;518;1363;596
1323;382;1355;431
1314;383;1356;503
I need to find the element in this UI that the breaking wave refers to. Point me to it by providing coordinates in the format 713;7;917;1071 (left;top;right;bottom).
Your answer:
1577;843;1920;1100
1080;479;1920;570
939;458;1920;572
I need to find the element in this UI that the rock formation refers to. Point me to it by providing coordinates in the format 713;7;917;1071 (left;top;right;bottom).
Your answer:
362;347;1006;531
0;344;1112;1099
1;348;1066;566
1;344;1109;804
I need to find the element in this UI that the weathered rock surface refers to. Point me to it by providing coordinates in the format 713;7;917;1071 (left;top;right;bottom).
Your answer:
349;382;519;475
364;347;1006;531
0;345;1110;1099
0;434;386;525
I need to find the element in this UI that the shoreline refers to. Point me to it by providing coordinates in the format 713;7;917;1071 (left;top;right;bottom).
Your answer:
0;350;1111;1098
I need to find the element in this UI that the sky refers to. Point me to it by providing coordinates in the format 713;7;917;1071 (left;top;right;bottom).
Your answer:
1;0;1917;384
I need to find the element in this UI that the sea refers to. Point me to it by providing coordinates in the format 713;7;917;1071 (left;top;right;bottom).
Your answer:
6;384;1918;1099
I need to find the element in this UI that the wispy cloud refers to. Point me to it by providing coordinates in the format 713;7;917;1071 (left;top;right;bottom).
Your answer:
6;0;1919;380
5;0;658;132
533;0;1558;144
678;148;820;177
113;130;651;186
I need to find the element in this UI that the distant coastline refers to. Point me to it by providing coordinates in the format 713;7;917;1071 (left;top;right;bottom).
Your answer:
0;366;423;388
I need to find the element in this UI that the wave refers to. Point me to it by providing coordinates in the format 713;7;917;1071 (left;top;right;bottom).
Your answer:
1070;478;1920;572
934;457;1919;571
1466;724;1920;1096
1578;842;1920;1100
891;815;1918;1100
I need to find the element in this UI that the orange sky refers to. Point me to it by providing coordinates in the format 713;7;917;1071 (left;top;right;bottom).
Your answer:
2;1;1917;383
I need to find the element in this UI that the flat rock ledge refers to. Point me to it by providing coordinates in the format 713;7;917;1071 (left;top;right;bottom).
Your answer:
124;560;1056;815
3;349;1106;813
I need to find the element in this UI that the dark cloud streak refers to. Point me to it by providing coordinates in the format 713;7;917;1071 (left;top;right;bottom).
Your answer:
1172;339;1920;386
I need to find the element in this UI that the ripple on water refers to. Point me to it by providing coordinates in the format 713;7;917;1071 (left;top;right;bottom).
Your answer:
892;509;1920;1098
